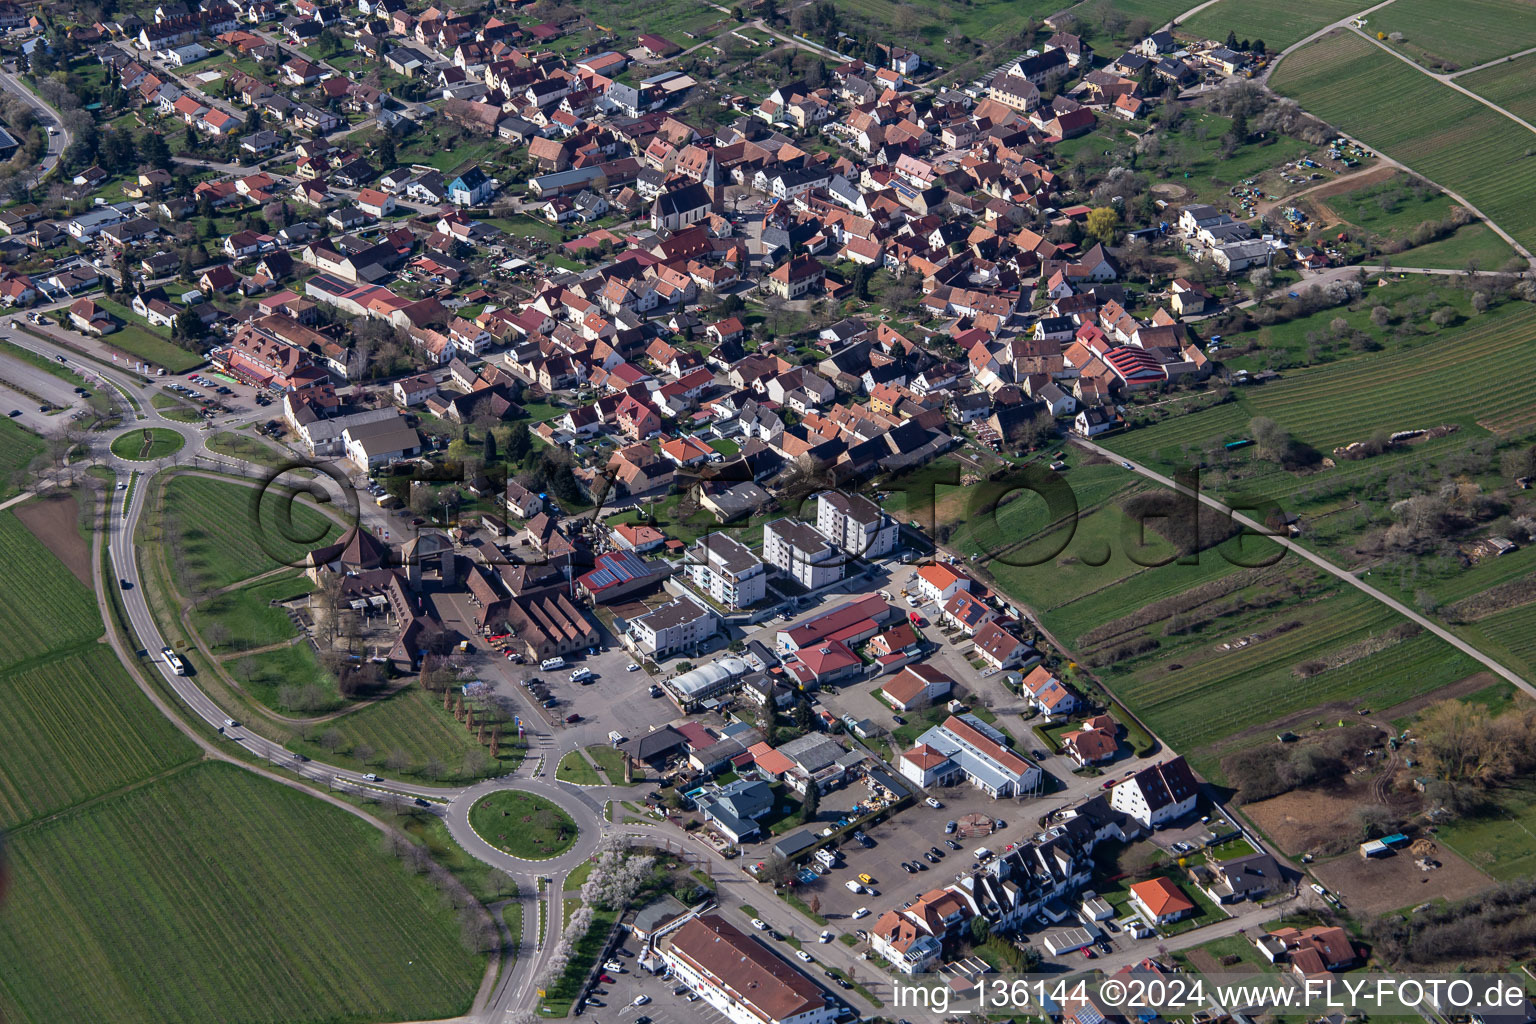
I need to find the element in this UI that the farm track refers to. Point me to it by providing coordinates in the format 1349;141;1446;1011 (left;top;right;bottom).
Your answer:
1270;27;1536;264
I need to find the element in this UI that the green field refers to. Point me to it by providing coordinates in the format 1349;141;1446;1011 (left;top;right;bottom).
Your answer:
1110;303;1536;469
585;744;633;784
0;762;485;1024
225;637;339;709
110;426;185;461
1460;603;1536;685
1435;775;1536;880
557;750;602;785
1370;0;1536;70
1391;223;1520;270
0;416;45;503
469;791;578;860
1322;172;1469;242
1271;30;1536;251
89;298;203;373
207;429;291;468
158;474;341;591
291;684;524;782
151;393;205;423
0;645;197;828
190;571;314;653
1458;54;1536;123
1178;0;1364;49
0;513;105;672
1111;589;1482;760
1316;171;1521;272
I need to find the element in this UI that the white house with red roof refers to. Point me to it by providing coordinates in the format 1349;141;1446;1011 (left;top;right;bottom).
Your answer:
914;562;973;605
971;619;1031;671
880;663;953;712
1129;877;1195;926
1019;664;1080;718
902;713;1039;799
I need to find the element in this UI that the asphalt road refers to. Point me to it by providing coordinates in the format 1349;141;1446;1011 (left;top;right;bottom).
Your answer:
0;64;71;184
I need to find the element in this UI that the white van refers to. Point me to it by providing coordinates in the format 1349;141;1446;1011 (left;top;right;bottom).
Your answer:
540;657;566;671
844;880;863;894
569;667;592;683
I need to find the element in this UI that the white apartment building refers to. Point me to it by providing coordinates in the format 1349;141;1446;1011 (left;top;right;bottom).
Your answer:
763;518;843;590
815;490;898;559
685;533;767;610
628;593;717;659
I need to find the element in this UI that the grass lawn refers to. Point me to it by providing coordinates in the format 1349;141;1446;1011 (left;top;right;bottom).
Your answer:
1178;0;1366;49
1132;110;1310;207
0;417;44;503
1434;776;1536;880
469;791;580;860
557;750;602;785
90;297;202;372
586;744;633;785
290;684;524;783
488;213;569;245
1272;30;1536;252
109;426;185;461
152;395;204;423
709;438;740;456
1392;222;1519;270
1178;933;1279;972
226;641;340;710
0;762;485;1024
537;906;617;1017
207;429;291;468
401;812;518;904
1209;837;1259;860
189;571;313;653
157;474;341;591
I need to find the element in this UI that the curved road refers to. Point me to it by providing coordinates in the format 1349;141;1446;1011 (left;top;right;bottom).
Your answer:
0;65;72;185
7;323;882;1021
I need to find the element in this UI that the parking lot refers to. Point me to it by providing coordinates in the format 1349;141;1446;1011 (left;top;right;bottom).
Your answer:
783;789;1004;929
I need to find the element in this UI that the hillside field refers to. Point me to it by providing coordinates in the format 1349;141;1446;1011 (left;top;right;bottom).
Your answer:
1272;30;1536;252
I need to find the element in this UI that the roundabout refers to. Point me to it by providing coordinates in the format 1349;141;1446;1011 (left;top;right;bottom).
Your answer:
466;789;581;861
109;426;185;461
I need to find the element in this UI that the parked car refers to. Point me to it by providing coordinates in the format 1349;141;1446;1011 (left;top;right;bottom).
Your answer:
925;797;942;809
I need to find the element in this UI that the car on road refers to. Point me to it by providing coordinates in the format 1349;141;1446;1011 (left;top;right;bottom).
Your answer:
795;950;813;963
362;773;379;781
1122;461;1134;469
414;797;430;807
119;578;131;589
8;410;19;417
751;918;767;930
818;931;833;943
852;907;868;919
